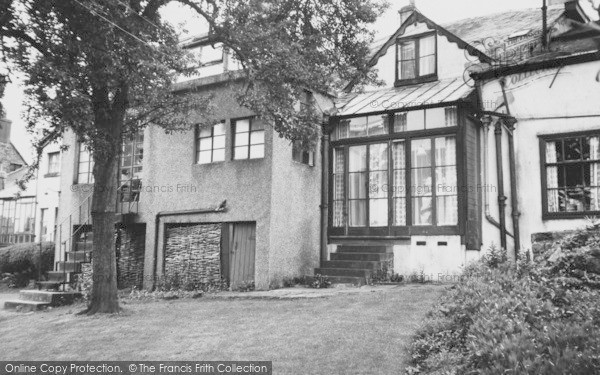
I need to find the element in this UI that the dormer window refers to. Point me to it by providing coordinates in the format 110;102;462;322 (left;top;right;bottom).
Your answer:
396;33;437;85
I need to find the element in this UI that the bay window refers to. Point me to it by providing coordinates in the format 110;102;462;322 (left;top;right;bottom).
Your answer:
330;106;459;236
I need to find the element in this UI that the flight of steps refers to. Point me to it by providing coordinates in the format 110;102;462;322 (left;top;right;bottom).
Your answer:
314;244;393;286
3;230;91;311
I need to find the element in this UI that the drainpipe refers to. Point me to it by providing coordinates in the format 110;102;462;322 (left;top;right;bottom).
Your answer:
494;121;508;250
499;78;521;256
152;203;227;290
320;121;330;263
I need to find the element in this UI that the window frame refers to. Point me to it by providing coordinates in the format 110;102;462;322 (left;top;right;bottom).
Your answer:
75;141;94;184
539;130;600;220
195;122;227;165
46;152;60;176
292;141;315;166
395;31;438;87
329;106;461;238
232;117;265;160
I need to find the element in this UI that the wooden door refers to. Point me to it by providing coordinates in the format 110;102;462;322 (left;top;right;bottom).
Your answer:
222;222;256;289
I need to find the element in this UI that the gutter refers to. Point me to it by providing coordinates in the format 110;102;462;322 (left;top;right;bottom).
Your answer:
471;50;600;81
151;202;227;290
499;78;521;256
476;81;514;241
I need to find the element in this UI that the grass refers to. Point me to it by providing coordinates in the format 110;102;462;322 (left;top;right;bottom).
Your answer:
0;284;444;374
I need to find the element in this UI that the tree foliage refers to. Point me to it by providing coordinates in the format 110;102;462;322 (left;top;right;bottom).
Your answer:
0;0;386;313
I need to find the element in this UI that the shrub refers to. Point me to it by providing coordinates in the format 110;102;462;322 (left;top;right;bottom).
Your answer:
406;240;600;374
0;242;54;287
309;274;331;289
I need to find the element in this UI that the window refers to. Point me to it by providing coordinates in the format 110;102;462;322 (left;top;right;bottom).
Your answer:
396;33;436;83
47;152;60;175
120;131;144;182
541;133;600;217
0;197;35;239
334;115;390;140
77;142;94;184
332;148;346;227
189;44;224;67
233;118;265;160
196;123;226;164
292;141;314;166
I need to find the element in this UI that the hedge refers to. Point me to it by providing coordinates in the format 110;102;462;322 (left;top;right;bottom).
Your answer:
405;229;600;375
0;242;54;287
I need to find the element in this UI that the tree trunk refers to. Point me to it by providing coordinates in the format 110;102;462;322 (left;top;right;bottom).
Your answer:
84;86;127;314
86;137;121;314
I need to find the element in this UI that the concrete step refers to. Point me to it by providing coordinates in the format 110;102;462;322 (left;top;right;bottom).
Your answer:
56;261;82;273
315;268;371;278
19;290;81;305
307;275;367;286
321;260;381;270
330;252;393;262
336;245;390;254
4;300;49;311
66;251;90;262
36;281;62;290
46;271;68;282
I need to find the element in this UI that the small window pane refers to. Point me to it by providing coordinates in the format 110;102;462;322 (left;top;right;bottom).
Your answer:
213;135;226;150
198;151;212;164
394;113;407;132
349;200;367;227
425;107;446;129
436;166;457;195
419;55;436;76
400;60;416;80
412;168;432;196
236;119;250;133
393;198;406;226
250;131;264;145
436;196;458;225
348;117;368;138
369;171;388;199
412;197;433;225
369;199;388;227
564;138;582;160
349;173;368;199
367;115;388;136
435;137;456;166
369;143;388;171
199;138;212;151
234;146;248;160
199;127;211;138
411;139;432;168
349;145;367;172
406;110;425;131
235;133;249;147
249;144;264;159
393;170;406;197
251;121;265;131
213;149;225;162
419;35;436;57
445;107;458;127
213;123;226;136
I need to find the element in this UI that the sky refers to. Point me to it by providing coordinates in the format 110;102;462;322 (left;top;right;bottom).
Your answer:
3;0;599;162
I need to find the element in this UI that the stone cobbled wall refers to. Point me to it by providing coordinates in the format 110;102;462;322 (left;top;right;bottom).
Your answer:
116;225;145;289
164;223;222;284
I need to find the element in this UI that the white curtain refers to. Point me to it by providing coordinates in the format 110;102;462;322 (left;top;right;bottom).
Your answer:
546;142;559;212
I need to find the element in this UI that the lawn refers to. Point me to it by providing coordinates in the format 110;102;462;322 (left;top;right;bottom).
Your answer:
0;284;444;374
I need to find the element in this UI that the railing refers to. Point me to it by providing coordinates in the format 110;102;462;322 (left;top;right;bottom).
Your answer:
0;233;35;244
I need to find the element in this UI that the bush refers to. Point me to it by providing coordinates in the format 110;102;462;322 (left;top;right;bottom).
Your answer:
0;242;54;287
406;235;600;375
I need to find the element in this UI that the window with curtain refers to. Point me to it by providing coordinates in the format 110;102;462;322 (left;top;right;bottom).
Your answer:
121;131;144;182
47;152;60;175
396;33;437;83
77;142;94;184
196;123;226;164
542;134;600;216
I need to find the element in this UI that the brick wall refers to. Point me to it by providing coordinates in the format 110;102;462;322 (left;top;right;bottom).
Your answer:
116;224;145;289
164;223;222;284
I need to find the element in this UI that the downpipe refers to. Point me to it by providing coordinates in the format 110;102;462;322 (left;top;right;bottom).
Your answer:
494;121;508;250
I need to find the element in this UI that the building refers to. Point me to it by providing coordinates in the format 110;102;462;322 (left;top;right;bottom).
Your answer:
0;118;26;189
54;34;332;290
0;123;60;245
42;1;600;293
319;0;599;279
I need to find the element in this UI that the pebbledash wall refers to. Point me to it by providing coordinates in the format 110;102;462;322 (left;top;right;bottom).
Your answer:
479;59;600;254
57;73;325;290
